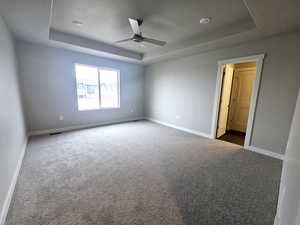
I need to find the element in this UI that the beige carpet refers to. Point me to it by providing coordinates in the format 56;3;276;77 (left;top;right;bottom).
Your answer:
6;121;282;225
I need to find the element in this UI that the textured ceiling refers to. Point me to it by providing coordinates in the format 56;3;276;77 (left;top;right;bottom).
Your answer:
0;0;300;63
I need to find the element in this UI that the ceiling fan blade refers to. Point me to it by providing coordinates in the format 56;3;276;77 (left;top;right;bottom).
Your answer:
142;37;166;46
115;38;133;43
128;18;141;35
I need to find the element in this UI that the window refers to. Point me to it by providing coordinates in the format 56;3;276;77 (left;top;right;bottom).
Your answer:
75;64;120;111
75;64;100;110
100;69;119;108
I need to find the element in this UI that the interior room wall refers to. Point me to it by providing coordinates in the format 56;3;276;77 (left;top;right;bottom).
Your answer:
275;89;300;225
144;31;300;155
0;15;27;224
16;41;145;133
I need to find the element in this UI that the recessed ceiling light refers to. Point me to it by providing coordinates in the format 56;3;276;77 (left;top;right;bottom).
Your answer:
72;20;83;26
140;44;146;47
199;17;211;24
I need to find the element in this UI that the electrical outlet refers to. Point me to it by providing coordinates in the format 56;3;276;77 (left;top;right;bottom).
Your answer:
59;115;64;121
175;115;181;120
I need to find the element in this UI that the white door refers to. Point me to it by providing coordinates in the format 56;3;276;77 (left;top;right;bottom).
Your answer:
217;66;234;138
228;68;255;132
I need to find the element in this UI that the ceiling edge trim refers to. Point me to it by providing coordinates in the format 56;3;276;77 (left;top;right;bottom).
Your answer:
47;0;54;38
49;28;143;60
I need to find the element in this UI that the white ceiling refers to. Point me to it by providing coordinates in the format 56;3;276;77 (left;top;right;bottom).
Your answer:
52;0;253;53
0;0;300;64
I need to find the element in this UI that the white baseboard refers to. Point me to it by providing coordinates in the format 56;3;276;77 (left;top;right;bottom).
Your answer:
146;117;284;160
246;146;284;160
146;117;213;139
0;139;28;225
28;117;144;136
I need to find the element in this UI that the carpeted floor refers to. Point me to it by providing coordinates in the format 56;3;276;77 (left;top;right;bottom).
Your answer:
6;121;282;225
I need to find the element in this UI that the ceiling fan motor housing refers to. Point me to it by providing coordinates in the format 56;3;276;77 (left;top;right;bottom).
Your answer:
137;18;143;26
133;34;144;42
115;18;166;46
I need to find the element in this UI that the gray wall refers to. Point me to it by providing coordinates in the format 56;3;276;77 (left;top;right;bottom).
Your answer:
145;31;300;155
16;41;145;133
0;16;26;220
276;89;300;225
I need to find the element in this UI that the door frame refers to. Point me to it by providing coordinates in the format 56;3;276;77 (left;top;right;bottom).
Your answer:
211;54;265;148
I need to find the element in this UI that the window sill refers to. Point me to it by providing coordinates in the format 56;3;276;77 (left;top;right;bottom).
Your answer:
78;107;120;112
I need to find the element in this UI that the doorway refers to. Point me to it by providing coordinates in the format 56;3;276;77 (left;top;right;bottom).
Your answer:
211;54;265;148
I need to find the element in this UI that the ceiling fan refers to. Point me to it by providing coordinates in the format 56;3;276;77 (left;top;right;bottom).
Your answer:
115;18;167;46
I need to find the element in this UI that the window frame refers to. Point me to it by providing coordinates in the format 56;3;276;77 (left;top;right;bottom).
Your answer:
74;63;121;111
